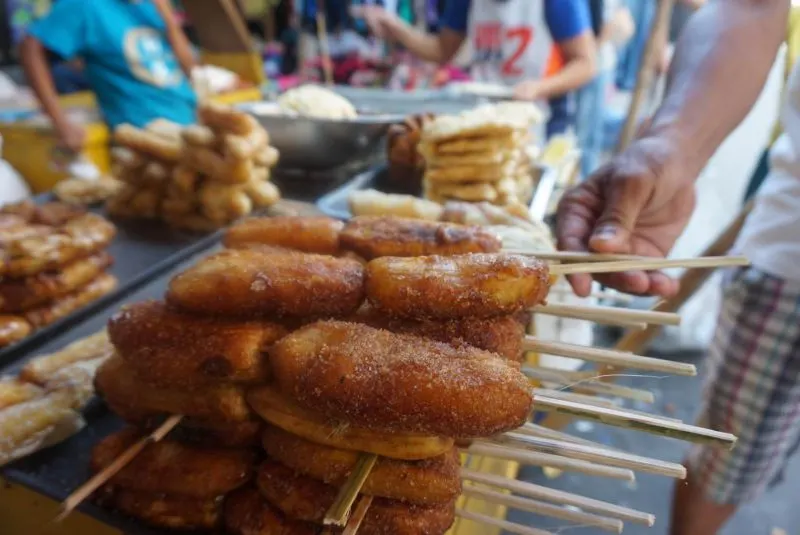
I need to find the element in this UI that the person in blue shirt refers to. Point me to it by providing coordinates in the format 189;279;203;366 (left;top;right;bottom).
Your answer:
357;0;596;135
20;0;197;153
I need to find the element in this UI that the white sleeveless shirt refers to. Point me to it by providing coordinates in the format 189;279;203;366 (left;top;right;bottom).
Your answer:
464;0;559;86
736;59;800;282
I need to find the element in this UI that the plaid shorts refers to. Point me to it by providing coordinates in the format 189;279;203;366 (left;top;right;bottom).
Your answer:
689;267;800;504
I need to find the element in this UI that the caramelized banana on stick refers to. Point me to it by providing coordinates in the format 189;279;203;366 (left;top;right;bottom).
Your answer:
225;487;318;535
105;488;222;531
366;253;551;319
166;249;364;318
108;300;286;388
270;321;533;437
223;216;344;255
339;216;501;260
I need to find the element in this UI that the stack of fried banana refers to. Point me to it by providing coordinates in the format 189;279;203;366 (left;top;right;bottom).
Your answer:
106;102;281;231
419;103;542;207
0;201;117;349
90;215;550;533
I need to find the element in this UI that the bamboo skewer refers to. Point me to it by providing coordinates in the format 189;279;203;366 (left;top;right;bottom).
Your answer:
533;303;681;327
522;366;656;403
503;250;645;262
516;422;620;450
462;486;624;534
461;469;655;526
341;496;373;535
549;256;749;276
533;395;738;448
523;338;697;376
468;442;635;481
547;288;636;303
455;509;556;535
324;453;378;526
56;414;183;521
534;305;647;330
532;388;619;409
494;432;687;479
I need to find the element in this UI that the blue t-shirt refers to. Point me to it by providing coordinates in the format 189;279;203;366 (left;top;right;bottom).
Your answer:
442;0;591;43
27;0;196;129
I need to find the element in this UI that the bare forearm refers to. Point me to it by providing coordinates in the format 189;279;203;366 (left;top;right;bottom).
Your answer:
535;57;596;99
171;35;196;78
385;19;454;64
20;37;69;131
647;0;788;178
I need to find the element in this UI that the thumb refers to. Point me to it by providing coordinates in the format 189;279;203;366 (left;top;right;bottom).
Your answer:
589;176;650;253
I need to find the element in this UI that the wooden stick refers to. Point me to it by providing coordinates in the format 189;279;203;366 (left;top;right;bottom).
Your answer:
324;453;378;526
56;414;182;521
341;496;373;535
455;509;555;535
315;0;334;86
523;338;697;376
550;256;749;276
494;432;686;479
532;388;619;409
461;469;655;526
533;395;737;448
468;442;635;481
532;304;647;330
522;366;656;403
462;486;623;534
516;422;619;450
503;250;645;262
547;288;636;304
533;303;681;327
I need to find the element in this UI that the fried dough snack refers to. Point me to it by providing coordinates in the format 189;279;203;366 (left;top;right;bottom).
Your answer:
0;377;41;409
348;189;444;221
225;487;317;535
91;428;255;498
19;330;109;385
257;460;457;534
105;489;222;531
0;225;51;248
270;321;533;437
366;253;550;319
340;216;501;260
166;249;364;318
351;305;525;362
0;253;113;312
0;214;26;231
248;386;453;460
223;216;344;255
44;356;109;409
114;124;182;162
5;201;87;226
109;300;285;388
0;316;31;347
96;355;252;422
198;101;258;136
24;273;117;328
262;426;461;504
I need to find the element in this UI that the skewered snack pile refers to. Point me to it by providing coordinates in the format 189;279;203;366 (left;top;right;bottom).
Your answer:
0;201;117;349
106;102;281;231
420;103;543;207
89;214;545;533
386;114;435;190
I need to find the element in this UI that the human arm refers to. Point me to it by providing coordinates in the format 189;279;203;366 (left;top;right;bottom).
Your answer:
152;0;196;78
555;0;788;296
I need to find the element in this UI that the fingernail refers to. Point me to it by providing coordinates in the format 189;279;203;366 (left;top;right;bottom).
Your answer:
593;225;617;239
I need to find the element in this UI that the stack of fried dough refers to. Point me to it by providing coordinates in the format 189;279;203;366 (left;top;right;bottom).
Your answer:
106;102;281;231
90;215;552;534
0;201;117;349
419;103;542;207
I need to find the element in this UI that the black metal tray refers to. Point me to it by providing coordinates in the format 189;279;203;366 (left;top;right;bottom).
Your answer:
0;197;223;366
2;246;222;535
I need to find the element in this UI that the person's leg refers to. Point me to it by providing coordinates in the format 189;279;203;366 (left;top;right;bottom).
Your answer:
669;267;800;535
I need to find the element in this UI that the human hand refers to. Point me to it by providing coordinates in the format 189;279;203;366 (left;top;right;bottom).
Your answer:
55;120;86;154
513;80;541;101
354;5;398;39
556;134;698;297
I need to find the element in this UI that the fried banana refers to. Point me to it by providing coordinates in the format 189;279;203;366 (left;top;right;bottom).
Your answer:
366;253;550;319
351;304;525;362
262;426;461;505
109;300;285;388
24;273;117;328
43;356;108;409
91;428;255;498
223;216;343;255
0;252;113;312
19;330;109;385
96;355;252;422
257;460;456;533
166;249;364;318
0;316;31;348
339;216;501;260
270;321;533;437
247;386;453;460
225;487;317;535
106;488;222;531
0;377;41;409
